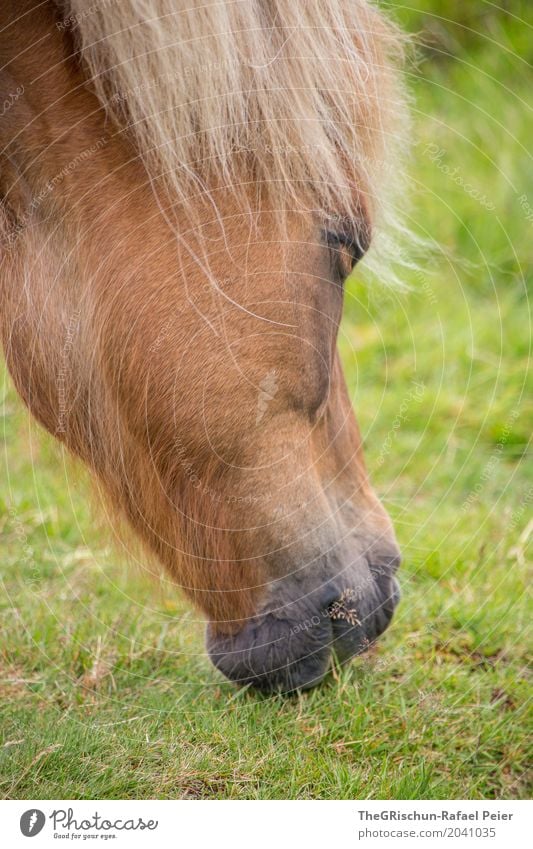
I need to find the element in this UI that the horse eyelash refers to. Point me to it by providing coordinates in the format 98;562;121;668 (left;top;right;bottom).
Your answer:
323;228;367;277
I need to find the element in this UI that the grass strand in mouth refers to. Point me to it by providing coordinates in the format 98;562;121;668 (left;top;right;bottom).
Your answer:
327;590;362;628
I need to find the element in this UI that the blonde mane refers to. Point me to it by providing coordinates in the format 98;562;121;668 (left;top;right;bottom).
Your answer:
63;0;409;273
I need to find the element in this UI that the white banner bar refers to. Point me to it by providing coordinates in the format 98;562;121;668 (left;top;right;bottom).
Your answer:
2;800;531;848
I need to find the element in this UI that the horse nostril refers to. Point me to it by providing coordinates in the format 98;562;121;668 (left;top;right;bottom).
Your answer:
389;553;402;574
369;552;402;578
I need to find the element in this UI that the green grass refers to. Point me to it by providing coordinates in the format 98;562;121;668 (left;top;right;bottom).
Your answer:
1;4;531;799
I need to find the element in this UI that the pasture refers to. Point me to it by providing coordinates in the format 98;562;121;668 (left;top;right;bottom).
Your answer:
1;2;531;798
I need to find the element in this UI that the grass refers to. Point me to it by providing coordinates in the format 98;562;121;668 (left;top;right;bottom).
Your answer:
1;4;531;799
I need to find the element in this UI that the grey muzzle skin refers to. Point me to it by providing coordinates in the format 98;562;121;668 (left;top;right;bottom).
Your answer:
206;556;400;694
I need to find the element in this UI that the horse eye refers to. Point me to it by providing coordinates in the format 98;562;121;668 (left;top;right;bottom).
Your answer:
323;227;368;280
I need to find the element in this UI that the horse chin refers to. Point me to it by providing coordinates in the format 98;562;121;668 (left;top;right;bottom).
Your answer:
206;598;335;694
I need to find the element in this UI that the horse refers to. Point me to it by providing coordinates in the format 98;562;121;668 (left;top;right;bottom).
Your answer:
0;1;408;693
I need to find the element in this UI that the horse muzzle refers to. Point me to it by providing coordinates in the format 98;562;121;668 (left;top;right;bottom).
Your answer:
206;556;400;693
